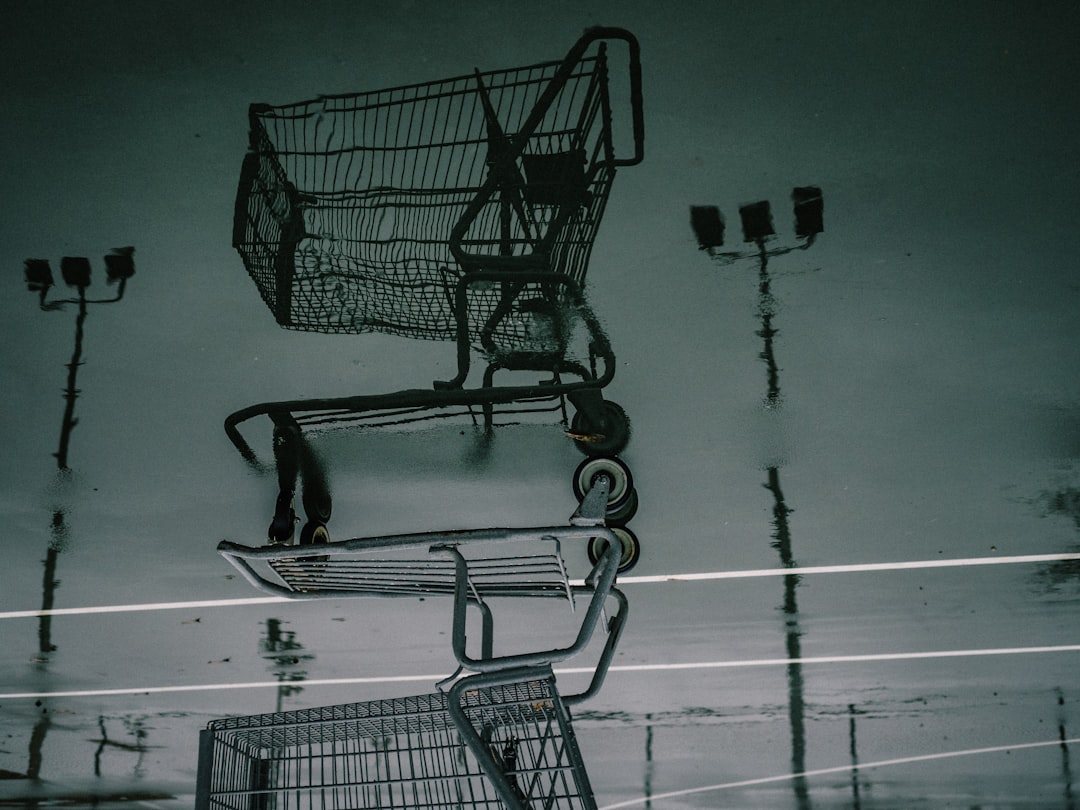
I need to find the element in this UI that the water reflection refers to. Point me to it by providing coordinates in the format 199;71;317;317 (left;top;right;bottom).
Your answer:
24;251;135;469
261;617;315;712
1060;689;1078;810
26;712;48;783
847;704;863;810
268;419;333;545
643;713;654;809
1035;488;1080;592
223;31;643;525
23;251;136;659
14;252;135;795
694;189;822;807
92;716;156;779
2;711;173;807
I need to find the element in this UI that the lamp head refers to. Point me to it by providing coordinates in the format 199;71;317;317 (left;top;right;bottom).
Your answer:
104;247;135;283
738;201;775;243
60;256;92;288
24;259;54;292
690;205;725;250
792;186;824;237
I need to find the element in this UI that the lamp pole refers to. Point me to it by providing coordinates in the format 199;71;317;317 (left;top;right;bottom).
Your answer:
18;250;135;784
693;190;823;805
24;250;136;656
26;251;135;471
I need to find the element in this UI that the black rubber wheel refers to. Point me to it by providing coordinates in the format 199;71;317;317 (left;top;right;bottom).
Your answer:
606;488;639;526
299;520;330;546
571;401;630;456
588;527;641;573
572;455;634;511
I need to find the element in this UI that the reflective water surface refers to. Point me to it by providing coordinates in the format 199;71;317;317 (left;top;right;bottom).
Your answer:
2;1;1080;807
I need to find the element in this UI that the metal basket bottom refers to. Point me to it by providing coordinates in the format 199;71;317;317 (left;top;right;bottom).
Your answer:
197;674;595;809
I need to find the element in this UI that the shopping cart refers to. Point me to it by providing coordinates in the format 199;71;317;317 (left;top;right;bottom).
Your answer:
226;26;644;466
196;667;608;810
199;534;628;809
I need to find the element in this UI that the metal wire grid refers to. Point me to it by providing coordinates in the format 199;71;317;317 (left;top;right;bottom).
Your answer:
267;544;573;600
199;677;594;809
234;50;617;341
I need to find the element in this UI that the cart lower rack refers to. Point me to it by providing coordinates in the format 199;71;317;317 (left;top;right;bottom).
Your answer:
197;667;595;810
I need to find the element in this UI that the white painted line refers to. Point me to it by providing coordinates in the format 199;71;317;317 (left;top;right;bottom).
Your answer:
3;643;1079;700
597;736;1080;809
560;643;1080;673
2;552;1077;621
0;596;290;620
597;551;1080;586
0;673;449;700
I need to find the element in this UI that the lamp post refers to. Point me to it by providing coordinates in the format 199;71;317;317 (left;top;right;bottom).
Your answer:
18;249;135;784
24;249;135;656
261;618;315;713
25;249;135;470
693;190;823;806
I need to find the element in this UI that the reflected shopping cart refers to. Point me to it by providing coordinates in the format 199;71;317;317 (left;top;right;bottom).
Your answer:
226;26;644;468
197;669;605;810
200;529;629;809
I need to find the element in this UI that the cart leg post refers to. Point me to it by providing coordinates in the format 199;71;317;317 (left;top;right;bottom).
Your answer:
571;473;611;525
268;418;302;544
194;729;213;810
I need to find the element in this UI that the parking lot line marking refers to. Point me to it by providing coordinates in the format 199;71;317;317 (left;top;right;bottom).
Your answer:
2;643;1079;700
0;596;290;620
590;551;1080;586
2;552;1078;621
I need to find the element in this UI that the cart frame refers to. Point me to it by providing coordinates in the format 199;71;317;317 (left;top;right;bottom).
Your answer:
218;525;627;694
199;539;627;809
227;27;644;460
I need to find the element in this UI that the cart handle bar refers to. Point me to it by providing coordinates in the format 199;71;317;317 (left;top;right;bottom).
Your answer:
434;533;626;693
579;26;644;168
448;27;644;270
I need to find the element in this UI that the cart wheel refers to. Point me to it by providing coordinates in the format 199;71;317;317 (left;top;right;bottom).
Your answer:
299;520;330;546
588;527;641;573
570;401;630;456
268;491;297;545
573;456;634;517
606;488;639;526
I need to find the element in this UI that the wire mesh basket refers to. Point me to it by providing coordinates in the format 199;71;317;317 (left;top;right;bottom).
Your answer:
233;28;643;346
196;670;596;809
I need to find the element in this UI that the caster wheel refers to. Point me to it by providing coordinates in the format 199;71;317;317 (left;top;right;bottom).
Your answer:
573;455;635;522
302;490;332;524
570;401;630;456
606;488;638;526
268;491;297;545
299;520;330;546
588;527;641;573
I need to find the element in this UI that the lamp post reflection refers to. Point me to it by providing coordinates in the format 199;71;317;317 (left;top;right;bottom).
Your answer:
848;703;864;809
1059;689;1077;810
21;251;134;789
643;714;654;809
92;715;155;779
261;618;315;713
693;190;822;805
24;250;135;657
